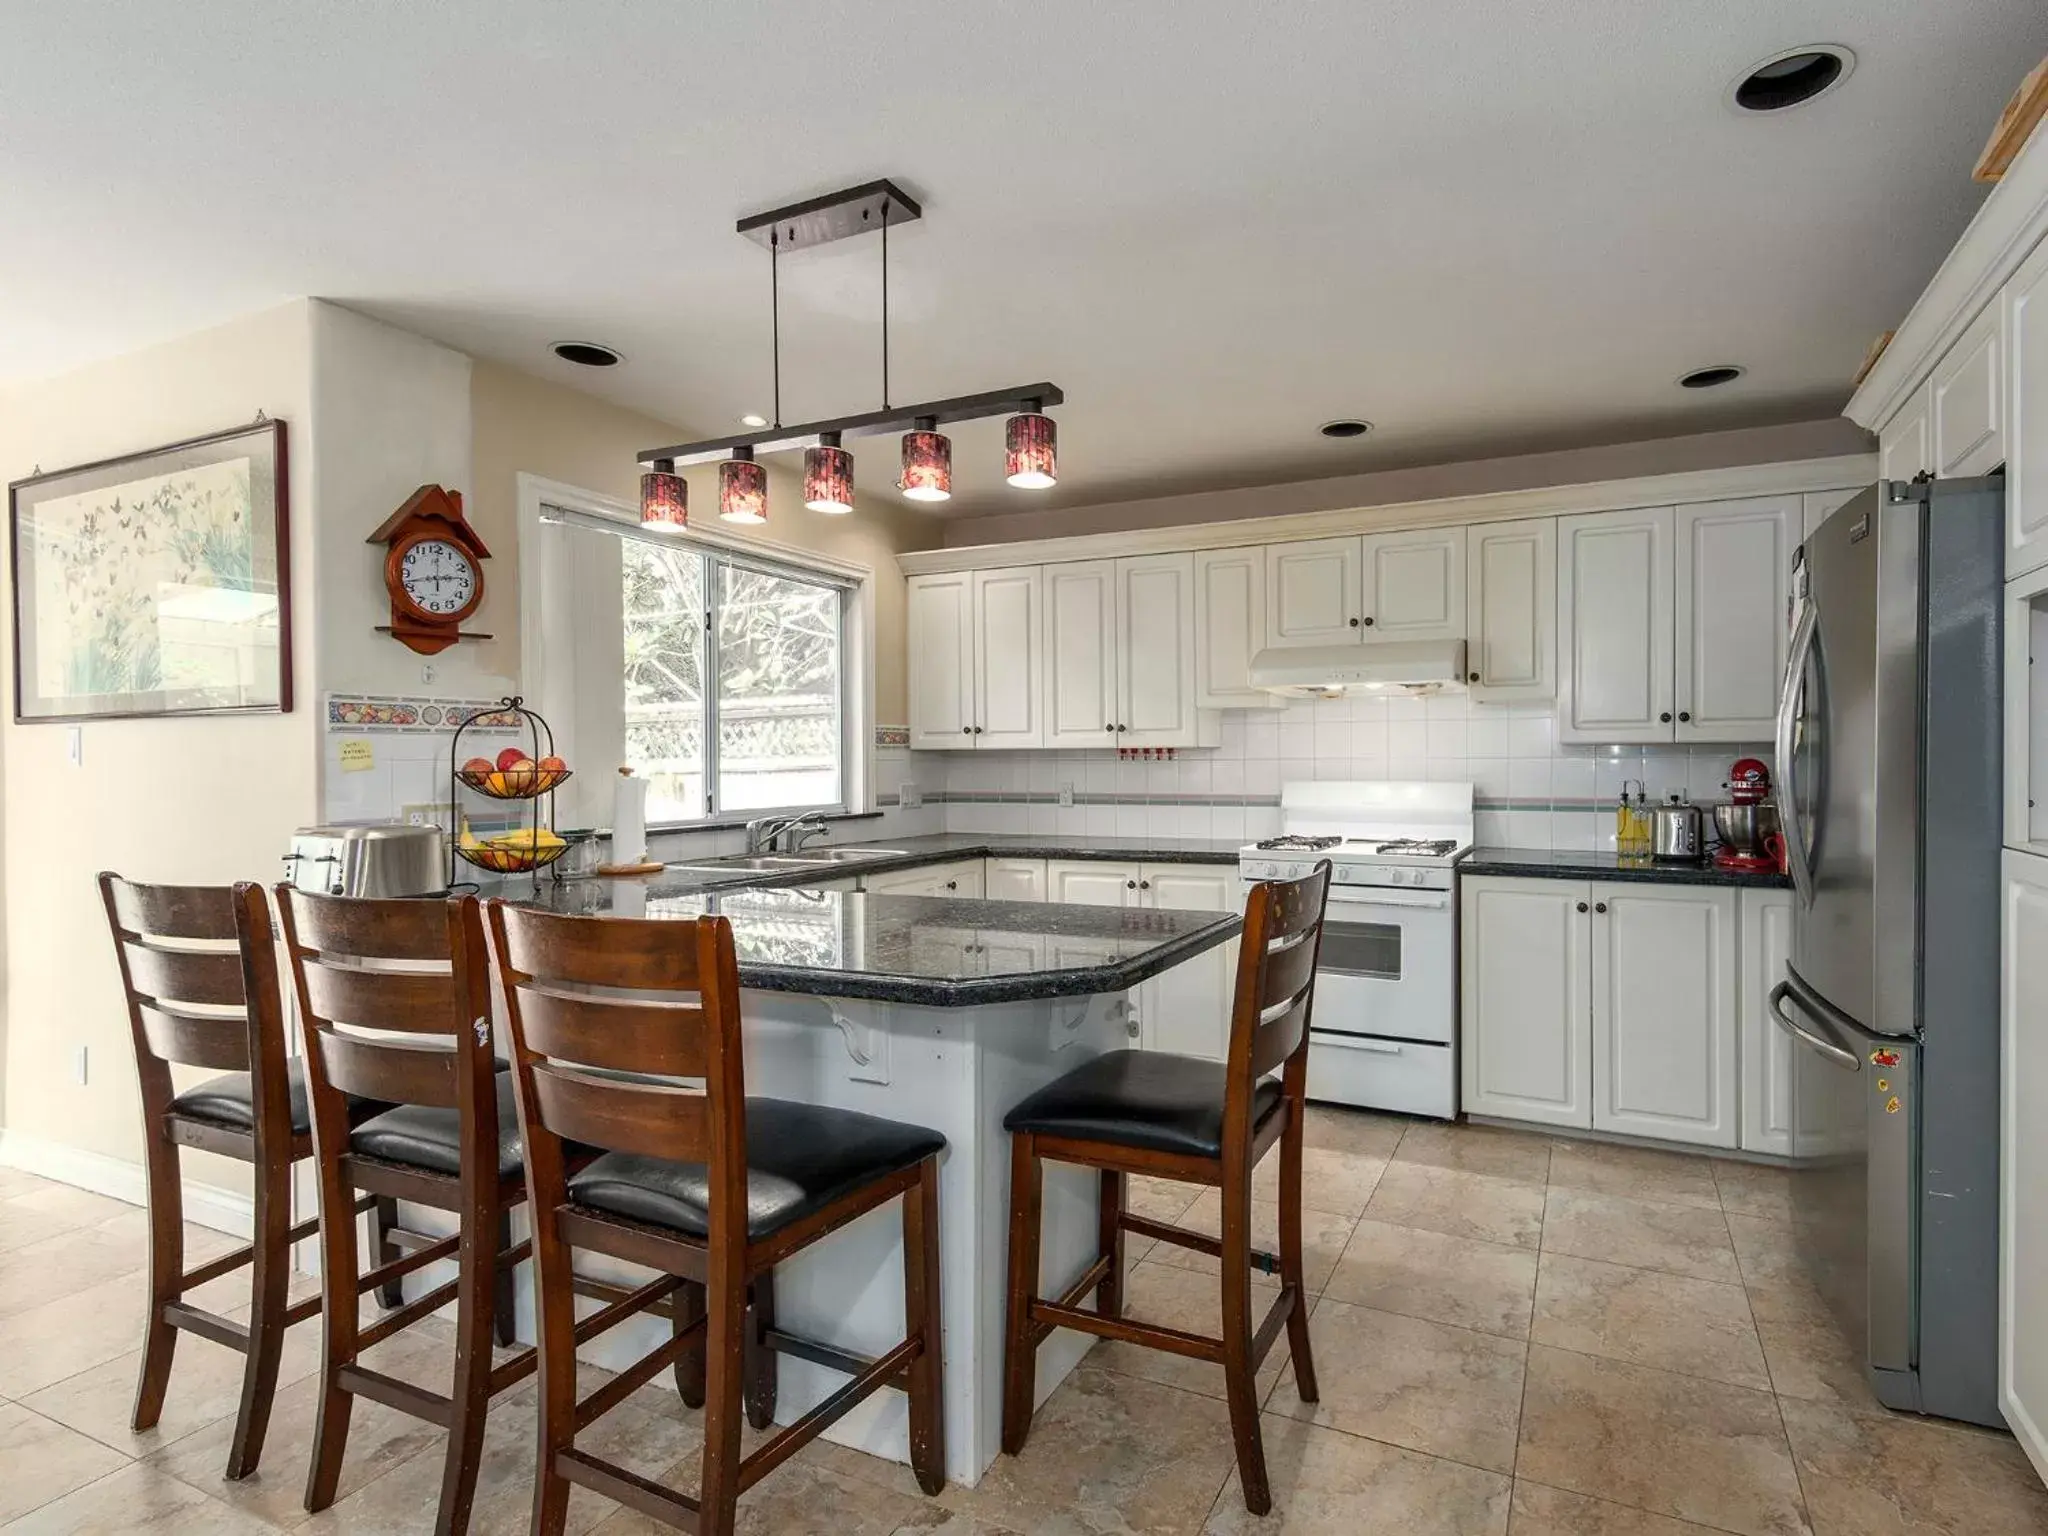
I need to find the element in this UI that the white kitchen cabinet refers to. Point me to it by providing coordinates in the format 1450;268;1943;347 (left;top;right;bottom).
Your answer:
1591;885;1739;1148
1046;859;1139;907
983;857;1048;903
1360;527;1465;642
2000;849;2048;1483
862;859;984;898
1932;300;2006;480
972;567;1045;749
1192;547;1268;708
1264;536;1361;648
1740;887;1796;1155
1137;864;1239;1061
1043;556;1216;750
2007;237;2048;579
1043;560;1119;749
1461;877;1593;1128
906;573;975;750
1879;385;1933;485
1673;497;1797;742
1557;507;1676;744
1466;517;1556;702
1802;487;1862;542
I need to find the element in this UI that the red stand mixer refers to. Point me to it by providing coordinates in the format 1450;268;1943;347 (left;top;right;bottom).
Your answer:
1712;757;1784;873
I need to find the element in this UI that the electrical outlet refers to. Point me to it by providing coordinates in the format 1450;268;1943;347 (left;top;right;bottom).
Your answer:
1058;782;1074;807
401;801;453;829
899;784;923;809
73;1045;88;1086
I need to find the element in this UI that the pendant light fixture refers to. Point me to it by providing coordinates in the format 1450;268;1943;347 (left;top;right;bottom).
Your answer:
1005;400;1058;489
719;447;768;524
639;458;688;531
898;416;952;501
803;431;855;514
637;180;1064;506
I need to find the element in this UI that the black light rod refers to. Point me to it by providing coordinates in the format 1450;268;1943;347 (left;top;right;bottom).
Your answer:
639;383;1064;468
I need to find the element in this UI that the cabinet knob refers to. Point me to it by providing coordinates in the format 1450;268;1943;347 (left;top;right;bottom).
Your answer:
946;880;958;890
1127;880;1138;889
961;726;972;735
1677;711;1691;723
974;725;984;734
1659;712;1673;723
1140;880;1151;890
1468;671;1480;683
1595;902;1608;914
1362;616;1375;627
1106;723;1116;732
1116;723;1127;732
1576;901;1589;913
1349;617;1362;628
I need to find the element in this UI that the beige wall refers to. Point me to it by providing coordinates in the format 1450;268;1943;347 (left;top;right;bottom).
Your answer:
943;416;1875;548
0;301;321;1190
469;362;944;724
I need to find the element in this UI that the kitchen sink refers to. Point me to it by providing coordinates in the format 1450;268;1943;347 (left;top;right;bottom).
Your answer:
671;847;910;874
803;847;908;862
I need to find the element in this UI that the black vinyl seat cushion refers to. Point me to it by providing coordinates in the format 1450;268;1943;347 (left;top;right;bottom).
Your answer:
170;1058;385;1136
349;1072;525;1180
566;1099;946;1242
1002;1049;1281;1159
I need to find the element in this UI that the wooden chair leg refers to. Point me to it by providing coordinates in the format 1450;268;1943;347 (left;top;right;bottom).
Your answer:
673;1278;706;1410
370;1196;404;1309
529;1210;577;1536
1096;1169;1126;1321
1000;1132;1044;1457
743;1272;777;1432
1276;1108;1319;1405
224;1157;292;1479
435;1218;497;1535
131;1128;183;1434
1219;1180;1272;1517
493;1209;518;1348
902;1157;947;1496
696;1262;749;1536
304;1176;361;1513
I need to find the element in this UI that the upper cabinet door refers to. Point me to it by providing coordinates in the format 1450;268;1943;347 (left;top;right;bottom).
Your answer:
1360;527;1465;643
1879;385;1933;486
973;567;1044;748
1467;519;1556;702
906;573;976;750
1264;537;1362;649
1193;547;1268;708
1042;561;1118;749
1118;553;1201;747
1932;300;2006;480
1558;507;1675;744
1674;497;1797;742
2008;239;2048;579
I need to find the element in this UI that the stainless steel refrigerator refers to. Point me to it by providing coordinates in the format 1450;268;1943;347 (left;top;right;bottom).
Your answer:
1772;474;2004;1427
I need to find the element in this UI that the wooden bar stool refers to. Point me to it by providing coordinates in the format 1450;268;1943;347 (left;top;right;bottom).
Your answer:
487;900;948;1536
999;864;1332;1516
275;887;536;1535
98;873;403;1479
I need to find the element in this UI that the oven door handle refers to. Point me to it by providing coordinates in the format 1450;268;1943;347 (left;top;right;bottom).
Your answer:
1325;891;1451;912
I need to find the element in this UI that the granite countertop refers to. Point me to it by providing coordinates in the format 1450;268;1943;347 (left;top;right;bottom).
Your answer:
1458;846;1792;890
523;880;1242;1007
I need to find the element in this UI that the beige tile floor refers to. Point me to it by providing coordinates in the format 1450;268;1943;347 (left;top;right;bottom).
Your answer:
2;1113;2045;1533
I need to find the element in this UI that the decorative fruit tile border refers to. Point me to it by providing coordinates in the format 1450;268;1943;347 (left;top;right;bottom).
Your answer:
325;693;521;734
874;724;910;748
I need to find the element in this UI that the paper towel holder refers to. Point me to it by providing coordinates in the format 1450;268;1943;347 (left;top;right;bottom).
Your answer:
596;766;664;878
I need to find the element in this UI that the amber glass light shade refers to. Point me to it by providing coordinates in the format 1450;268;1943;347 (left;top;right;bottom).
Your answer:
639;461;688;531
803;435;854;514
1005;411;1058;489
898;426;952;502
719;453;768;524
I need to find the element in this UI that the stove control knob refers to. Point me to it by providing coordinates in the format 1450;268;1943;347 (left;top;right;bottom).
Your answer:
1388;868;1409;885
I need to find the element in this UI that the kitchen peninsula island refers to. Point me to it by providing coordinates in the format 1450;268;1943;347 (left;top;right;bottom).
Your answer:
519;877;1243;1485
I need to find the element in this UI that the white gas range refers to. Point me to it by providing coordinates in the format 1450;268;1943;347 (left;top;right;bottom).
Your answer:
1237;782;1470;1119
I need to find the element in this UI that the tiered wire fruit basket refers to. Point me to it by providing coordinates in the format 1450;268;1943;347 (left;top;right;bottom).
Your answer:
448;696;573;890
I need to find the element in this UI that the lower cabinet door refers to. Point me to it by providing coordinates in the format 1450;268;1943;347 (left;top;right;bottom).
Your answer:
1138;863;1239;1062
1739;887;1796;1155
1592;884;1739;1148
1046;860;1140;906
1460;877;1593;1128
984;857;1048;902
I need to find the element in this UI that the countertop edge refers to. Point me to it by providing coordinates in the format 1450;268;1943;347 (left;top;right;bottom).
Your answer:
1457;848;1792;890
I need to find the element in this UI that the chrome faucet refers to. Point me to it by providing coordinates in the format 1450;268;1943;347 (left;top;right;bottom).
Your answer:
745;810;829;854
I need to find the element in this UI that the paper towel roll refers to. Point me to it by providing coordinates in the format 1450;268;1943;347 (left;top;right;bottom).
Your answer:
612;770;648;867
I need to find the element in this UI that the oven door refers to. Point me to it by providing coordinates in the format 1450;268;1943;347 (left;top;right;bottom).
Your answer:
1308;886;1456;1045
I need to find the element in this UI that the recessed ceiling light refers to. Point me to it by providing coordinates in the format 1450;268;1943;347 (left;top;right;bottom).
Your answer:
1319;419;1373;439
1729;46;1854;113
1679;365;1746;389
739;413;770;428
551;341;622;367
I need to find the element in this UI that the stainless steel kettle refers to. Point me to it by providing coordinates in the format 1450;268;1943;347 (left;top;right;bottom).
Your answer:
1651;794;1704;862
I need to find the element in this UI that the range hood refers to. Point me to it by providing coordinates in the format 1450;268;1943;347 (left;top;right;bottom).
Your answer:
1248;640;1468;698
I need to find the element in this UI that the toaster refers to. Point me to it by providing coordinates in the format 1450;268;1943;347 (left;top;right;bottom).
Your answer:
286;822;447;897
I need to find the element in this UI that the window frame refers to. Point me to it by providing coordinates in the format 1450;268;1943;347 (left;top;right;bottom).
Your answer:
517;472;874;834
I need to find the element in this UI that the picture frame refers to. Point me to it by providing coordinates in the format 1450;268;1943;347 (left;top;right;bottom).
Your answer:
9;419;292;723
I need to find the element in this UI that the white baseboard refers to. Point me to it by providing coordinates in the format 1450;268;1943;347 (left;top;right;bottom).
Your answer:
0;1128;253;1239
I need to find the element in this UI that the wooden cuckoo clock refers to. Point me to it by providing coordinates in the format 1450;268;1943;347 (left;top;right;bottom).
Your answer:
366;484;491;655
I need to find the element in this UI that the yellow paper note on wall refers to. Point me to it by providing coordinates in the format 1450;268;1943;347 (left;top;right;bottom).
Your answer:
338;739;375;773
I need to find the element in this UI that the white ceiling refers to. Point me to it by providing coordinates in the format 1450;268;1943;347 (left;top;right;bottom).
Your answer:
2;2;2043;518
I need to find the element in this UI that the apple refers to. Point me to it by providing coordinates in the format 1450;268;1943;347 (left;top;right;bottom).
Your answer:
538;755;566;774
496;747;528;772
461;756;494;776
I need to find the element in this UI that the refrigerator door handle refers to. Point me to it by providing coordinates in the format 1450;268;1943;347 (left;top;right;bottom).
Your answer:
1768;980;1860;1070
1775;601;1819;909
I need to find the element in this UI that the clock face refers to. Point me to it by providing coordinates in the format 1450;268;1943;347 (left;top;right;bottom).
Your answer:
397;538;478;619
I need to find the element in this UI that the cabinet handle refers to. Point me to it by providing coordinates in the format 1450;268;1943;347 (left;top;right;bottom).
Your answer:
1140;880;1151;890
1115;723;1127;732
1595;902;1608;914
1468;671;1480;682
1106;723;1116;732
961;726;971;735
974;725;984;734
1349;617;1362;628
1362;616;1376;627
1678;711;1691;723
946;880;958;890
1127;880;1138;889
1576;901;1589;913
1659;712;1673;723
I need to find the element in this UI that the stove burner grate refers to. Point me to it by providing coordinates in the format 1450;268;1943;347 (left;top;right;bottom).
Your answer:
1361;838;1459;857
1254;834;1341;851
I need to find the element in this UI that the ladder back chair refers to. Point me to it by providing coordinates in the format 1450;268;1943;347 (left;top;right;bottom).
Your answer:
275;886;533;1535
998;863;1332;1516
487;900;949;1536
99;873;399;1479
